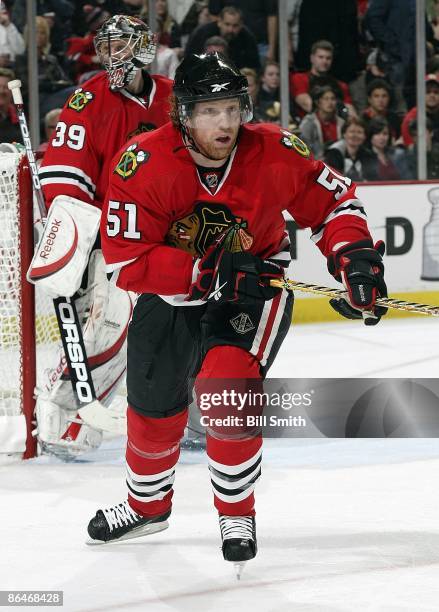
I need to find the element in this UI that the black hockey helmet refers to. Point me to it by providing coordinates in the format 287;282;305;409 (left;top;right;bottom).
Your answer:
173;52;253;124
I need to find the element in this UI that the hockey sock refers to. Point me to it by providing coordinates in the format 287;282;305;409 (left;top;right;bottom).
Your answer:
196;346;263;516
125;406;188;517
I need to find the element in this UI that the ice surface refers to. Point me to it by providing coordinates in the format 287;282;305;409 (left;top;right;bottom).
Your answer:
2;318;439;611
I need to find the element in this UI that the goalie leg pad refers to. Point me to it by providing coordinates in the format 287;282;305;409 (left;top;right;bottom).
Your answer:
27;195;101;298
35;396;103;459
38;251;133;410
35;252;134;456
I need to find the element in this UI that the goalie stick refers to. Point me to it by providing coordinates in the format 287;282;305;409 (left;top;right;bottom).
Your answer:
8;79;125;435
270;278;439;317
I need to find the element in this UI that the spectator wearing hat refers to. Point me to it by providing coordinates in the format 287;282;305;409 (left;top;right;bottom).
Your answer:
401;74;439;147
0;67;21;142
361;78;401;140
299;85;345;159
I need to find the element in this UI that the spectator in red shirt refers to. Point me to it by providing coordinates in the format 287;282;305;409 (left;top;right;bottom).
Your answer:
289;40;356;119
361;78;401;140
299;85;345;159
357;0;369;18
66;6;109;83
402;73;439;147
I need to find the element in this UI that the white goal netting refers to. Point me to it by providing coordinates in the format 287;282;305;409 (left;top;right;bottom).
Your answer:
0;146;59;459
0;145;128;461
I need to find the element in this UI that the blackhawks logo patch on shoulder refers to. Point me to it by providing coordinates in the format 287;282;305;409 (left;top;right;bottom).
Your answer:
280;130;310;158
68;88;94;112
114;143;150;180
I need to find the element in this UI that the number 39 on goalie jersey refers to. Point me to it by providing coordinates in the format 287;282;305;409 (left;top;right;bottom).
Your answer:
39;72;173;211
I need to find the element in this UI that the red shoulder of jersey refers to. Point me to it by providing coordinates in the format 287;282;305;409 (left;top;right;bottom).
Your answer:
61;72;110;118
239;121;315;177
239;122;371;255
40;74;172;209
59;72;173;120
150;73;173;99
109;122;192;187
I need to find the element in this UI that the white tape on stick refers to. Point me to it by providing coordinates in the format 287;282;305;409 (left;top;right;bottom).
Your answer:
7;79;23;106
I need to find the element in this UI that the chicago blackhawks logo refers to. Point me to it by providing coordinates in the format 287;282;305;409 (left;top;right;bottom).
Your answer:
166;202;253;257
280;130;310;158
230;313;255;335
114;143;150;180
127;122;157;140
67;88;94;112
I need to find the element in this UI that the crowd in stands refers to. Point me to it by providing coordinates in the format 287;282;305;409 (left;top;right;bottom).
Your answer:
2;0;439;180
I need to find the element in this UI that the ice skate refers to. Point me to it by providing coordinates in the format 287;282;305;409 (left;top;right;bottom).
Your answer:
219;515;257;579
86;500;171;544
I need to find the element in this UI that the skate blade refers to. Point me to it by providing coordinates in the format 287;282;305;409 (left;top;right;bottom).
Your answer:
86;520;169;545
234;561;246;580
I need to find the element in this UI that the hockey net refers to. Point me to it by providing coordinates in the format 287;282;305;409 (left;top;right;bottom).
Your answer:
0;145;60;461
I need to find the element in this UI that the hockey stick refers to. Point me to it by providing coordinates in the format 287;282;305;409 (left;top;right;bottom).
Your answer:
270;278;439;317
8;79;125;435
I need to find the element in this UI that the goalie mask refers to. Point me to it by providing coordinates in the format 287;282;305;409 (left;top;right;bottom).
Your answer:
94;15;156;90
173;52;253;127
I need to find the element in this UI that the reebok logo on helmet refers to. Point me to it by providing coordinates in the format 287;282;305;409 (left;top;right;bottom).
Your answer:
211;82;230;92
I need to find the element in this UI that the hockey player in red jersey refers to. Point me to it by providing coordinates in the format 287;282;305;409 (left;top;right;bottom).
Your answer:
29;15;173;459
87;53;387;571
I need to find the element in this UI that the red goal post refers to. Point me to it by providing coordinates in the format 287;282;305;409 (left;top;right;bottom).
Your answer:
0;144;38;460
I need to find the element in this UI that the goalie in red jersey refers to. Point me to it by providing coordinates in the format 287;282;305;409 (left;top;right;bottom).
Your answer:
87;52;387;572
28;15;173;460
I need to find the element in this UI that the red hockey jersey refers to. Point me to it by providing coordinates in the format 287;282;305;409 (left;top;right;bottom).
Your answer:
101;122;372;300
39;71;172;210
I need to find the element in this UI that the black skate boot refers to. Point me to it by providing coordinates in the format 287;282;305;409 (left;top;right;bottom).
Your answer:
87;500;171;545
219;515;257;579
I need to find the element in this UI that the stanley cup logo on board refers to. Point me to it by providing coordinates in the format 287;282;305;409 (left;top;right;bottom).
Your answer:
422;187;439;280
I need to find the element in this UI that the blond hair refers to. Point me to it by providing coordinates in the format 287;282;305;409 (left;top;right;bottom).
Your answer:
24;16;51;54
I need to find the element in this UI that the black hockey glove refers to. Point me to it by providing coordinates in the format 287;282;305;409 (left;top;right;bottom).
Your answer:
327;239;388;326
186;240;284;304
